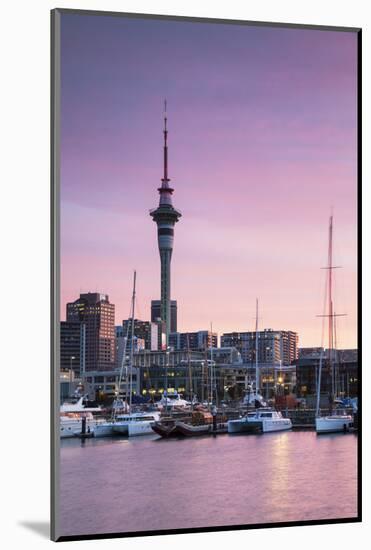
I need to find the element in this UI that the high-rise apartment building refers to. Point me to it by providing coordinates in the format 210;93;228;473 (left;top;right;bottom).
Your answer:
66;292;115;371
60;321;86;375
169;330;218;351
221;329;298;365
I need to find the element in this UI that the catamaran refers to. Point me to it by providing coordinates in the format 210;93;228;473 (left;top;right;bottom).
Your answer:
228;407;292;434
315;216;354;434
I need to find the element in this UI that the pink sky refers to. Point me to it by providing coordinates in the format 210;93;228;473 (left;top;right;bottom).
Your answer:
60;14;358;348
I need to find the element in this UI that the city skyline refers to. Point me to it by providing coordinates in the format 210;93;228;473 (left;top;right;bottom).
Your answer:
60;14;357;348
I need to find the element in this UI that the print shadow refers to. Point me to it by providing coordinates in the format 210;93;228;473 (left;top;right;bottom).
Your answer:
19;521;49;539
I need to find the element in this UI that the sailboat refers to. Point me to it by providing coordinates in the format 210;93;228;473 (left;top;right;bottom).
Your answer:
242;299;266;407
315;216;353;434
94;271;160;437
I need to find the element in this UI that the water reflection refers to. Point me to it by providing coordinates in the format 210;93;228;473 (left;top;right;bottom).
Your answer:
60;431;357;537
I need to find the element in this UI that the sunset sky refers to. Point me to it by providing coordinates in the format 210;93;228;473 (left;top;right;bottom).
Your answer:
60;13;358;348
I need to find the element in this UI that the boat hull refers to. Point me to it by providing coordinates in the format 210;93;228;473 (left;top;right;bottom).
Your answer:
60;418;95;439
228;419;262;434
228;418;292;434
315;415;353;434
128;422;154;436
151;422;179;438
112;424;129;435
176;421;211;437
93;422;118;437
261;419;292;432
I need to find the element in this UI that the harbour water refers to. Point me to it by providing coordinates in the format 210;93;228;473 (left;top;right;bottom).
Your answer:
59;431;358;538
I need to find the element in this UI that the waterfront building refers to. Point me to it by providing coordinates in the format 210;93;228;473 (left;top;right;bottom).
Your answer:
208;346;243;365
83;368;140;400
149;105;181;346
134;348;208;400
151;300;177;333
219;362;296;401
169;330;218;351
296;348;358;402
221;329;298;365
66;292;115;372
298;347;323;358
133;348;296;402
60;320;86;375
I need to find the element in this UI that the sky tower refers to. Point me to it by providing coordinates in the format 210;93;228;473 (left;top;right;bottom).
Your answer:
150;102;182;346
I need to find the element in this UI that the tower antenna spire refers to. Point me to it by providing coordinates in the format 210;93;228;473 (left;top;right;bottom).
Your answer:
163;98;168;182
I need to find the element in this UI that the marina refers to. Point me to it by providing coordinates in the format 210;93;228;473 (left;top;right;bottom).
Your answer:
60;430;358;538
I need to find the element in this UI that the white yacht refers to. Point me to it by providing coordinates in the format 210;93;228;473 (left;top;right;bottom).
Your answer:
126;412;161;436
94;411;160;438
154;391;189;410
228;408;292;434
60;395;102;439
60;395;102;414
315;412;353;434
242;390;267;407
60;414;96;439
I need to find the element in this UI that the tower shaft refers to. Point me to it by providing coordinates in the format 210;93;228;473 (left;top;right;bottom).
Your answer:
160;249;172;343
150;103;181;347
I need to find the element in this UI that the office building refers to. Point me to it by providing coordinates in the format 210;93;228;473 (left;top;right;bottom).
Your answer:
66;292;115;371
121;319;158;351
151;300;178;333
60;320;86;375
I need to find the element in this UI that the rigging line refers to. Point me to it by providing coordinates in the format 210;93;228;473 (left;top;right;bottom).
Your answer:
135;294;142;322
334;310;338;397
128;271;137;410
113;287;133;420
316;244;329;416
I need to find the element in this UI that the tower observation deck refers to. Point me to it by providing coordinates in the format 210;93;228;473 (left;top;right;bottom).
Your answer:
150;102;182;346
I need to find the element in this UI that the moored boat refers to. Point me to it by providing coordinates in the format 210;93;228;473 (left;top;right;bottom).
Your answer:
124;412;161;436
60;414;96;439
151;420;179;438
93;412;160;438
154;391;190;411
315;412;353;434
175;421;211;436
60;395;102;439
228;407;292;434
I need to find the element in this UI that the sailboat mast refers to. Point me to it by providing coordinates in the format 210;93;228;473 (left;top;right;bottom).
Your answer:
334;309;338;398
209;322;213;407
316;215;346;416
186;333;193;406
128;270;137;410
255;298;259;393
327;216;334;397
